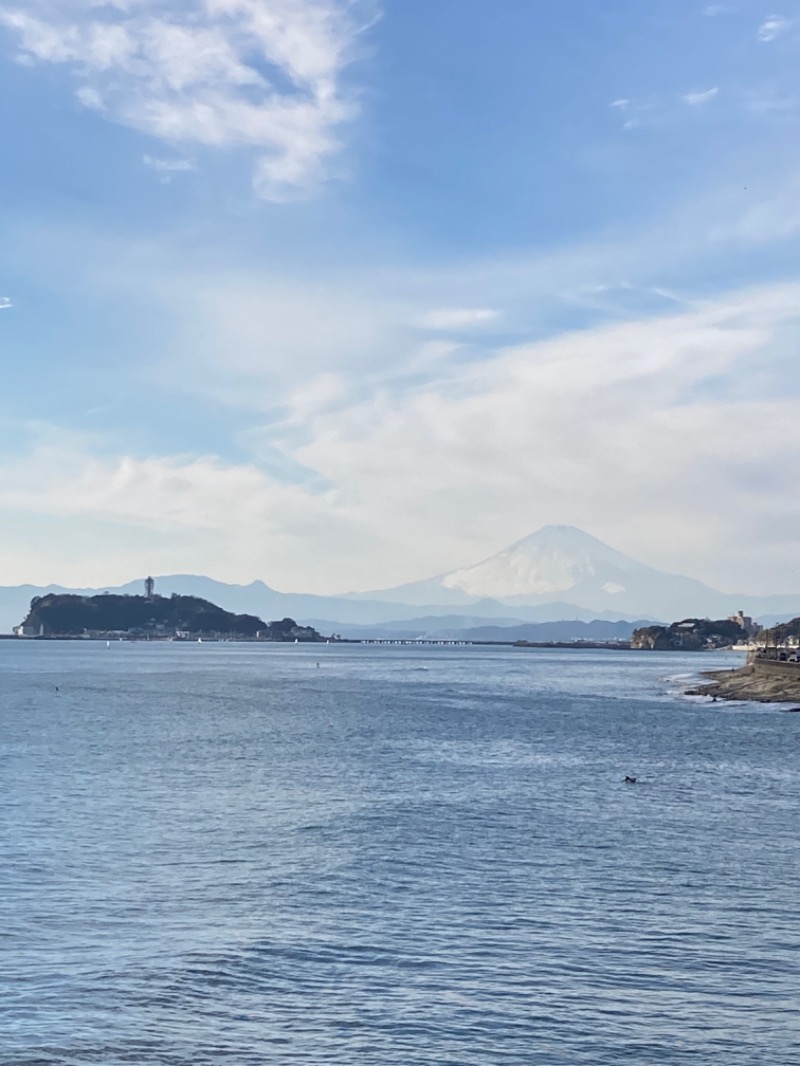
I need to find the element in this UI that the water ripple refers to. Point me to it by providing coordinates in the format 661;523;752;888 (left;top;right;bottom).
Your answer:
2;643;799;1064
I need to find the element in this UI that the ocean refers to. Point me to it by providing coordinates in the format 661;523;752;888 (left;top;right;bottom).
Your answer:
2;641;799;1065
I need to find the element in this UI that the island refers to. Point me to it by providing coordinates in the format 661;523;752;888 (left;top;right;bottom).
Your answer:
14;591;324;642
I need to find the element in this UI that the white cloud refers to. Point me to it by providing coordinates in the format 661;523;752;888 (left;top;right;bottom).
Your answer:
682;86;719;106
0;428;376;587
757;15;790;41
75;85;104;110
0;0;376;201
7;145;800;592
2;282;800;594
703;4;731;15
0;296;12;309
265;282;800;592
420;308;500;331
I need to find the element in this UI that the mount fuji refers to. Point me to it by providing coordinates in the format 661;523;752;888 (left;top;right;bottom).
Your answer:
2;526;799;635
349;525;799;621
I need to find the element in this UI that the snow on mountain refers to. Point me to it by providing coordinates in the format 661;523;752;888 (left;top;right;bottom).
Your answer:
355;525;785;620
3;527;800;633
440;525;651;599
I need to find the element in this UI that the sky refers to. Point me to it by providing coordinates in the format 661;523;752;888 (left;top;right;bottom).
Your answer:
1;0;799;595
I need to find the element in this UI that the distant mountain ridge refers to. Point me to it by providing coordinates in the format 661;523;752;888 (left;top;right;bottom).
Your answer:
0;576;638;635
350;525;800;621
352;526;656;604
2;525;799;635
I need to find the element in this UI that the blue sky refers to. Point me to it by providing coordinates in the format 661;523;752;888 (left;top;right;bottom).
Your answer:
1;0;799;594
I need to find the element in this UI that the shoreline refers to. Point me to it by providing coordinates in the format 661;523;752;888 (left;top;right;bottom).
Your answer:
686;662;800;704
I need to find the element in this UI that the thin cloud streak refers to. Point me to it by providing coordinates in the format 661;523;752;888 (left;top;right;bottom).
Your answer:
143;154;195;173
420;308;500;330
682;87;719;106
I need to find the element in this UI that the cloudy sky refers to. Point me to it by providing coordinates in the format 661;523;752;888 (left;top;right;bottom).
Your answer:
1;0;799;595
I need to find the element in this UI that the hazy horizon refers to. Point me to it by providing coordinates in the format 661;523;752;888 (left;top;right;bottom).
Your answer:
2;2;799;596
3;523;800;603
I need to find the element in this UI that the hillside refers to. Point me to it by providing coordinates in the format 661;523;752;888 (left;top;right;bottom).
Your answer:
17;594;322;641
631;618;745;651
770;616;800;643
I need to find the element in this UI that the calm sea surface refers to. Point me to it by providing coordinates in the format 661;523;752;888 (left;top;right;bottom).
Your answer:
2;642;799;1065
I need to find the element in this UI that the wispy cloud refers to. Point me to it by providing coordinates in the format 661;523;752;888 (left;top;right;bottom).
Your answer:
682;86;720;106
420;308;500;331
0;0;377;201
143;155;195;174
143;153;196;183
703;4;731;15
559;281;694;317
0;296;12;309
608;96;659;130
757;15;791;41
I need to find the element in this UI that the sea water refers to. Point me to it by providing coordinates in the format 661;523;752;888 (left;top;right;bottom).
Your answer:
2;641;799;1065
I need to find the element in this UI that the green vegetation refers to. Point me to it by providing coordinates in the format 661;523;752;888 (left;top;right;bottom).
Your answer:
769;617;800;644
19;593;323;641
631;617;744;651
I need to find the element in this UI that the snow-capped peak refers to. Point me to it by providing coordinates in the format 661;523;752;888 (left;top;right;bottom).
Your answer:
441;525;651;599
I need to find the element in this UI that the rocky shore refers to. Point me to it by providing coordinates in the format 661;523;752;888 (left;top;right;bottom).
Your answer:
687;663;800;704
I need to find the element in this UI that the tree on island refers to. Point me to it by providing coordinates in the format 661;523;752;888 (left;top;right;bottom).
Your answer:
18;593;323;641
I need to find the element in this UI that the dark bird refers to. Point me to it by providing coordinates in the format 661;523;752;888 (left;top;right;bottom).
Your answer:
624;775;637;784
